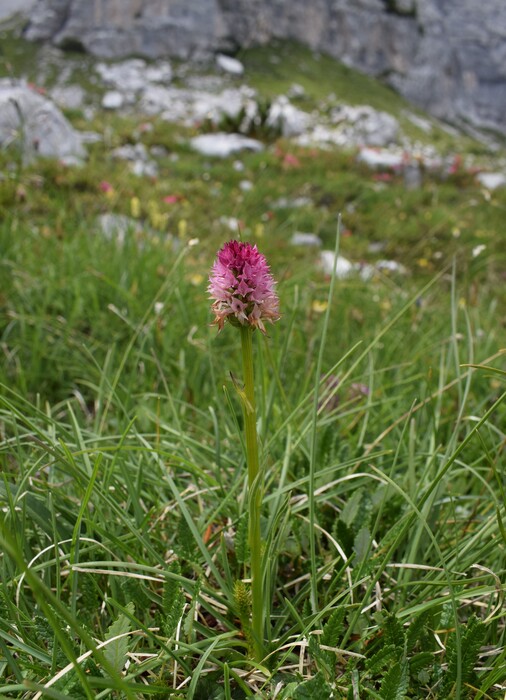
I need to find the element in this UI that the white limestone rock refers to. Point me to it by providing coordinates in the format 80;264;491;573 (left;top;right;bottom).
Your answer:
291;232;322;247
190;133;264;157
216;54;244;76
357;147;404;169
102;90;124;110
476;172;506;190
0;80;85;164
319;252;355;279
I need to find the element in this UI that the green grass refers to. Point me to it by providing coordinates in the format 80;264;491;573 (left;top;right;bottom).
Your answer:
1;31;506;699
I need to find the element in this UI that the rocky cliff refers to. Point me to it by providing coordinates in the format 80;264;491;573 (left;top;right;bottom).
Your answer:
23;0;506;135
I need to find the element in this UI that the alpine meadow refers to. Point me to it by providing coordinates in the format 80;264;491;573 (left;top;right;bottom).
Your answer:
1;21;506;700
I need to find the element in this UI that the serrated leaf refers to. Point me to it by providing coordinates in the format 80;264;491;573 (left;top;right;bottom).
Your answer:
308;634;322;662
366;643;400;675
321;606;345;648
162;562;185;639
441;614;486;695
81;572;101;615
235;513;249;564
383;613;405;650
376;517;405;554
293;670;333;699
341;489;363;527
409;650;434;673
120;576;150;610
193;671;225;700
460;615;486;677
406;609;434;651
233;579;251;643
353;526;371;563
175;517;197;561
380;661;408;700
332;518;354;555
104;602;134;675
439;601;453;628
183;577;202;639
302;598;312;621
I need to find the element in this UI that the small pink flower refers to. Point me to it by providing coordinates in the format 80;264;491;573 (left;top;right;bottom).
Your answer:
282;153;301;168
372;173;393;182
349;382;370;400
163;194;181;204
208;240;280;333
448;155;463;175
99;180;113;193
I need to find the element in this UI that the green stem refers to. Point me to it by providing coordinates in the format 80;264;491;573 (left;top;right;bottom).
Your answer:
240;325;264;663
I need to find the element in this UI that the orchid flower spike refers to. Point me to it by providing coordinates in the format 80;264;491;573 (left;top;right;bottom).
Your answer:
208;240;280;334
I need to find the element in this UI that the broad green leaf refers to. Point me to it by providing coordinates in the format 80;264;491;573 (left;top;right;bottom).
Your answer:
104;602;134;675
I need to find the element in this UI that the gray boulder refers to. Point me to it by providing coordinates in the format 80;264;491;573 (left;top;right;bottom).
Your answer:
50;84;86;110
0;0;36;21
25;0;229;58
22;0;70;39
0;80;86;164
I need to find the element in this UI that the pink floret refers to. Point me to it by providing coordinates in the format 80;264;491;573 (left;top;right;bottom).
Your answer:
208;240;280;333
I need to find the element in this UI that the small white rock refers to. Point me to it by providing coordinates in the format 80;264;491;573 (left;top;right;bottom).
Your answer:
190;133;263;157
272;196;312;209
216;54;245;76
320;252;355;278
131;159;158;178
111;143;148;161
291;232;322;247
357;147;404;169
267;97;312;136
476;172;506;190
375;260;407;274
102;90;124;110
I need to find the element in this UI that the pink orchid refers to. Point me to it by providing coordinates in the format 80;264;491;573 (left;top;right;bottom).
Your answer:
208;240;280;333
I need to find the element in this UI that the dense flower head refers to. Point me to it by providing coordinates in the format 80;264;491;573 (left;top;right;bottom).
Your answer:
208;240;280;333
